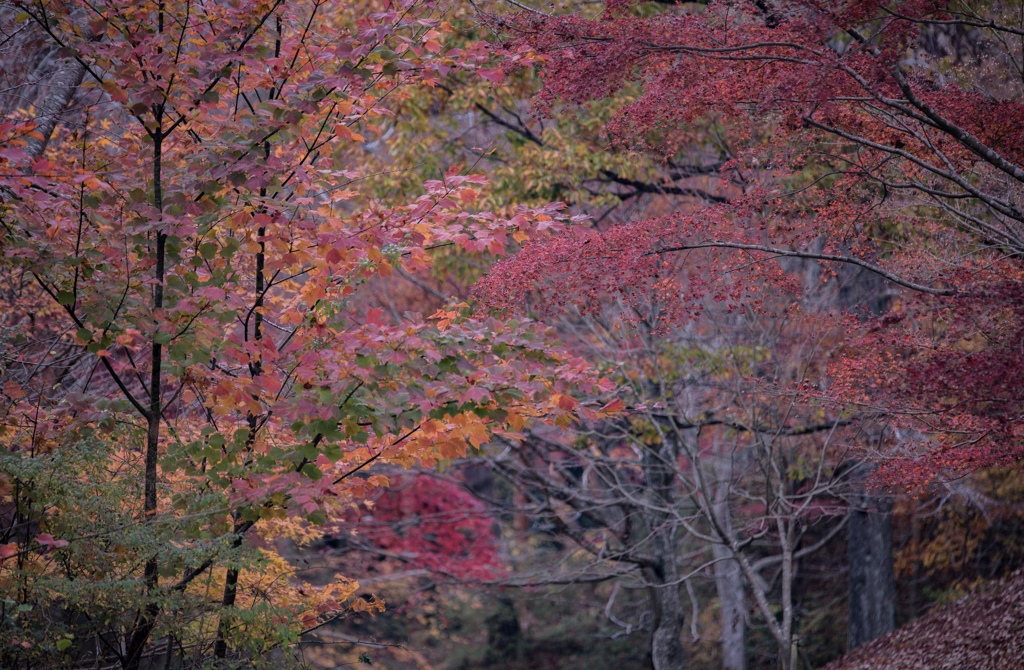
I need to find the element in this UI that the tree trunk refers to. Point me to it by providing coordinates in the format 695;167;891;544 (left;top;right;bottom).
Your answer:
838;228;897;652
22;57;85;160
647;577;686;670
123;122;166;670
714;540;746;669
713;455;746;670
484;598;521;665
642;427;686;670
847;474;896;649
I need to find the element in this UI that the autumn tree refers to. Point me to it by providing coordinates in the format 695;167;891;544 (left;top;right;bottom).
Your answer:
455;285;872;670
310;0;1024;666
482;0;1024;481
0;1;601;667
427;0;1024;667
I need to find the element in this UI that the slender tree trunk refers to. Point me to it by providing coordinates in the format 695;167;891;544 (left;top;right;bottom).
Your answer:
215;18;277;645
124;120;165;670
642;430;686;670
212;205;262;660
778;522;795;670
847;469;896;649
213;564;240;659
713;551;746;670
712;453;746;670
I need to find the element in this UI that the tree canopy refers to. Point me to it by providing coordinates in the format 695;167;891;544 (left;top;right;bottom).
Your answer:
2;1;1023;669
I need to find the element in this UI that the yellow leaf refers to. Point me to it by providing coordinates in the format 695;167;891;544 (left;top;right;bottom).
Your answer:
507;411;526;431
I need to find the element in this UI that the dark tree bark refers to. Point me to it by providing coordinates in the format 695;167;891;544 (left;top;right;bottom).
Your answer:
484;598;522;665
847;478;896;649
839;249;897;651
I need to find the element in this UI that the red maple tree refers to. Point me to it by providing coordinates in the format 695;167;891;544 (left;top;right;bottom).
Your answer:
0;1;603;666
479;0;1024;485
